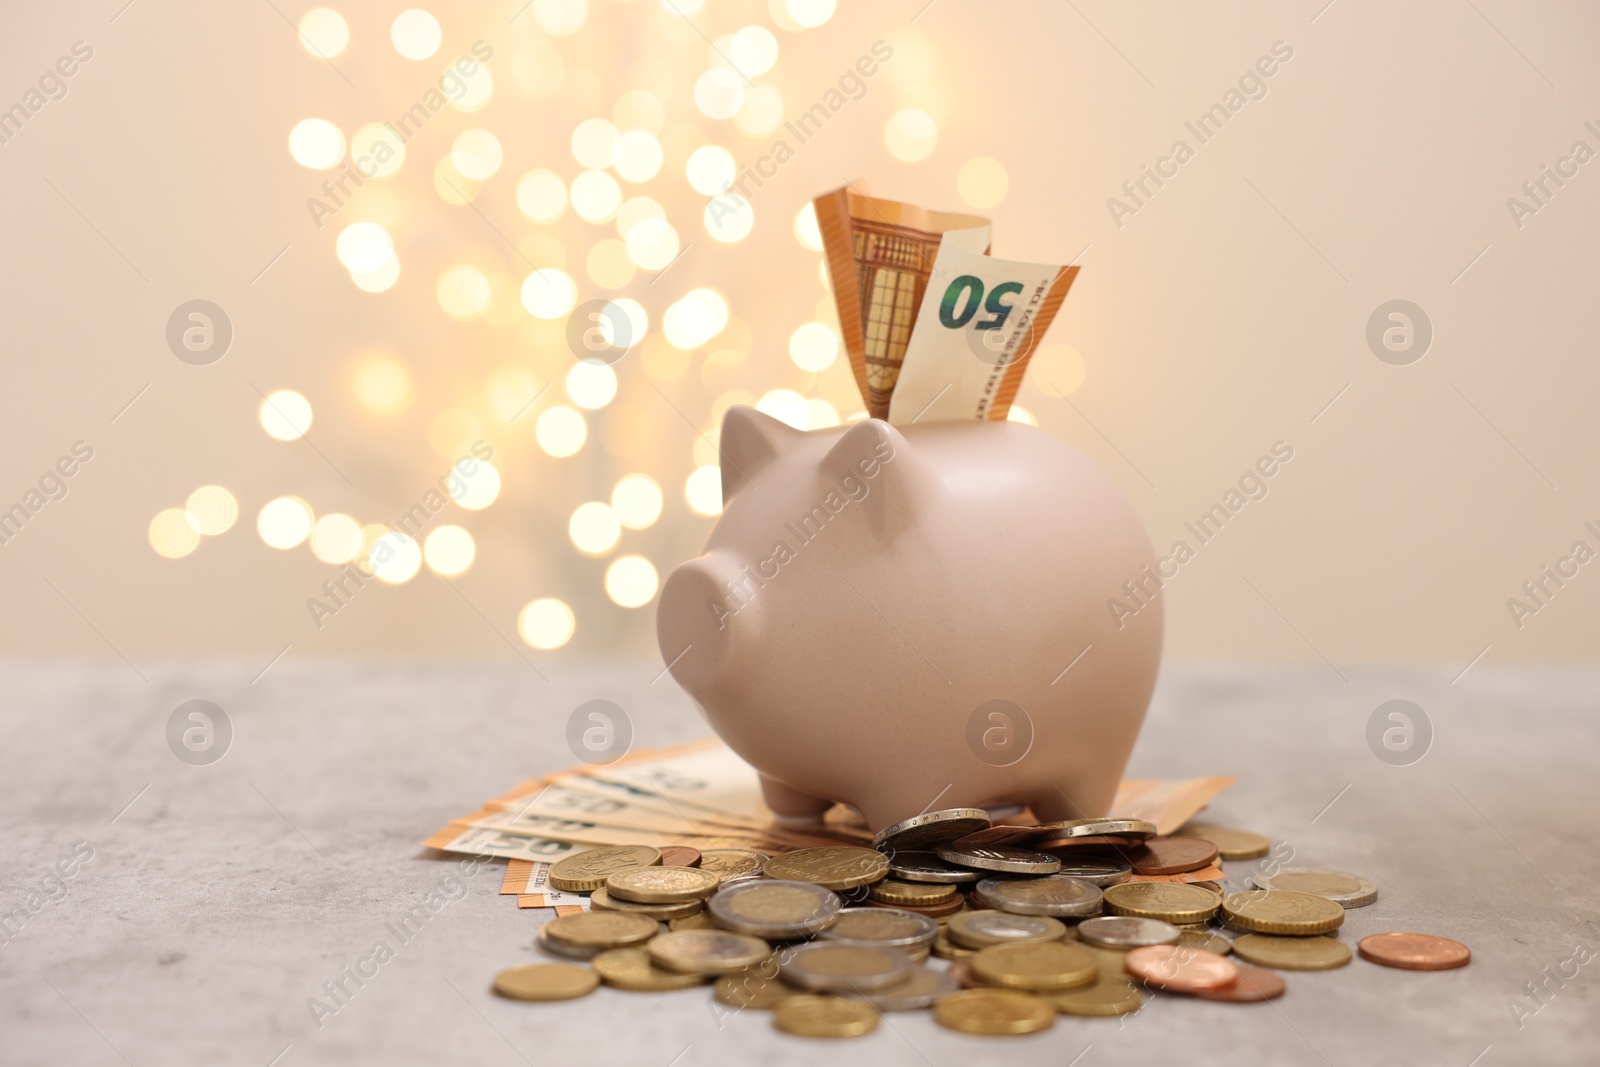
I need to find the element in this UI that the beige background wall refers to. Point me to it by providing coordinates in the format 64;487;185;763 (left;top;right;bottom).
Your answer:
1;0;1596;672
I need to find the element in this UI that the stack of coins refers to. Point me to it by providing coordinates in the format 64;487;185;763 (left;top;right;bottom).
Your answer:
489;811;1470;1036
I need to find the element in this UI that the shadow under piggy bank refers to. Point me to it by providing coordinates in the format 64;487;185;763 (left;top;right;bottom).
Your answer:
656;406;1163;833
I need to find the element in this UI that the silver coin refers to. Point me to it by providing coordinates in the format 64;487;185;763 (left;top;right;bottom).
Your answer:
1251;867;1378;908
707;878;841;939
819;907;939;950
778;941;913;992
948;910;1068;947
852;966;960;1010
886;850;982;884
972;875;1104;917
934;843;1062;875
1077;916;1180;949
872;808;992;852
1054;859;1133;887
1036;818;1157;840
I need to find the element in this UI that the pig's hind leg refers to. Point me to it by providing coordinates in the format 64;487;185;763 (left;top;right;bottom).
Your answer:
759;773;833;827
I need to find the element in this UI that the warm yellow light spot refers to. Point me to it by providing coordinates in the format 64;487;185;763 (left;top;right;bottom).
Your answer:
569;501;621;555
519;598;574;650
433;155;481;204
349;255;401;293
662;0;703;13
353;353;411;415
355;524;388;575
297;8;349;58
390;9;441;60
626;217;679;270
694;68;745;119
449;68;494;113
428;408;483;458
1032;343;1087;397
566;361;618;409
757;388;811;429
685;465;723;516
149;508;200;559
605;555;658;608
615;196;665;240
423;525;475;576
370;531;422;583
607;298;649;344
451;129;503;180
533;0;587;36
437;264;492;320
613;89;664;133
520;268;577;319
686;146;735;196
536;405;587;457
516;169;567;223
793;203;822;251
512;40;564;95
571;118;619;169
570;169;622;223
885;109;938;162
957;156;1010;210
663;288;729;349
259;390;313;441
612;130;663;183
289;118;345;170
184;486;238;536
788;322;838;372
485;366;542;422
310;513;363;564
258;497;314;550
450;461;502;510
729;26;779;75
786;0;836;28
335;221;393;272
808;398;841;428
351;123;405;178
704;194;753;243
611;474;662;530
1007;405;1038;426
735;84;784;137
586;239;635;289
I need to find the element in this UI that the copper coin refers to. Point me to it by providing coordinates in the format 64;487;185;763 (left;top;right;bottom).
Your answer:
1196;963;1286;1002
658;847;703;868
1123;944;1239;993
1121;837;1219;876
862;895;966;918
1358;932;1471;971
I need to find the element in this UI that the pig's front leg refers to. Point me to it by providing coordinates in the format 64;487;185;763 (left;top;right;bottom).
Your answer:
759;773;833;826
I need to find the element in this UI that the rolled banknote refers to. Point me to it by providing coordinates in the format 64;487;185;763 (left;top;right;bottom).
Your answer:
887;231;1079;424
814;186;990;421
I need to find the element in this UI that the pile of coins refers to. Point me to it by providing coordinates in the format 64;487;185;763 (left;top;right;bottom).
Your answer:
491;810;1472;1037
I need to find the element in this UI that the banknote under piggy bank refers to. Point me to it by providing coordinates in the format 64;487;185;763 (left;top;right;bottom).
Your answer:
656;406;1163;832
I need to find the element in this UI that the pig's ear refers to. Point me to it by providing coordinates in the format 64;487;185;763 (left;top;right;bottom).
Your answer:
720;405;804;504
820;419;942;540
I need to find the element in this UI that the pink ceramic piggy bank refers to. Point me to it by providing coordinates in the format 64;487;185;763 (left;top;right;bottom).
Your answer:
656;406;1163;832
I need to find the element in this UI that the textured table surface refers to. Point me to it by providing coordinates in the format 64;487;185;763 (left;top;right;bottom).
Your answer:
2;661;1596;1067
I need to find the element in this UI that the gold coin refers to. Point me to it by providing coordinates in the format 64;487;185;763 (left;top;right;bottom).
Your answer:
763;846;890;890
1222;890;1344;936
542;911;660;950
698;849;768;883
591;947;709;991
1102;881;1221;925
1046;974;1144;1016
824;908;938;949
868;878;958;906
606;865;721;904
668;912;718;932
1252;867;1378;908
947;910;1069;949
590;888;703;920
715;967;795;1009
647;929;772;975
1178;929;1232;956
1182;824;1270;860
970;941;1100;992
1233;933;1352;971
492;962;598;1001
772;994;879;1038
933;989;1056;1035
548;845;662;892
933;927;977;960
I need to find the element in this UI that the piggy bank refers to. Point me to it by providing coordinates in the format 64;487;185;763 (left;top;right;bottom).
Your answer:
656;406;1163;832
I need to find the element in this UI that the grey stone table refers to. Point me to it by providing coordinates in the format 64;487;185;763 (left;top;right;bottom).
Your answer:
2;661;1596;1067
